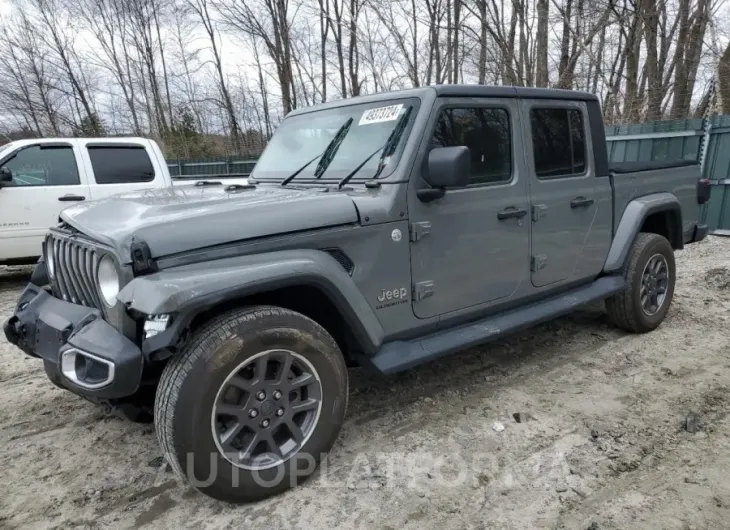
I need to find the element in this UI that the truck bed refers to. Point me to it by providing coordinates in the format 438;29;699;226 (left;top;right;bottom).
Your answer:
610;161;701;240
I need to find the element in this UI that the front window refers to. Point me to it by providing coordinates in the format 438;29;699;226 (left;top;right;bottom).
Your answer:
252;98;420;183
429;107;512;185
3;145;80;186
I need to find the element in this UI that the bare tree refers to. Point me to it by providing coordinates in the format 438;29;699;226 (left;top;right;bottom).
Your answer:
670;0;711;118
22;0;101;133
74;0;143;134
218;0;297;114
0;0;725;149
187;0;242;151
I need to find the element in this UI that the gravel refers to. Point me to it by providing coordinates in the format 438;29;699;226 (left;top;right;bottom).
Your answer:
2;237;730;529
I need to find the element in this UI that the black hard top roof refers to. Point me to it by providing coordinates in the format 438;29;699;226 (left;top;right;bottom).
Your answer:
287;84;598;116
431;84;598;101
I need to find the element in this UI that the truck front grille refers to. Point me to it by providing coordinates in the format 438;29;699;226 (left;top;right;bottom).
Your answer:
48;233;104;309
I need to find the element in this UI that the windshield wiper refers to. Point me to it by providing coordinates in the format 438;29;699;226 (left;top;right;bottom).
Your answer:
280;153;321;186
313;117;353;179
280;117;354;186
338;106;412;189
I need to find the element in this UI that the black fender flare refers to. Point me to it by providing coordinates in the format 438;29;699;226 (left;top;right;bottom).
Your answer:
603;192;682;273
117;249;385;356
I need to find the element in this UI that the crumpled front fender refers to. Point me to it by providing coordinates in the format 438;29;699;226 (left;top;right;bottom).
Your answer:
118;249;384;356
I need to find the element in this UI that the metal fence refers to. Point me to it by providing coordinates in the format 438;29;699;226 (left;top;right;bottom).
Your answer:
697;116;730;234
166;115;730;232
166;157;258;179
605;119;705;164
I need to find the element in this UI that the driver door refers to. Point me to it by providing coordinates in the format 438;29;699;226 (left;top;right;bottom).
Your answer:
408;98;531;319
0;142;89;262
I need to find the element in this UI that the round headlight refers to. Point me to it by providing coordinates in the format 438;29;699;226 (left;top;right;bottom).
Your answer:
45;240;55;278
97;255;120;307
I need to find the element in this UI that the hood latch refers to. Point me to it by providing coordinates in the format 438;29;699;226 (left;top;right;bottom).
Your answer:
131;240;158;276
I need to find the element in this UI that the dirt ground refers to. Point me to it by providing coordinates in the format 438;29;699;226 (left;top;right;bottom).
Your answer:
2;237;730;530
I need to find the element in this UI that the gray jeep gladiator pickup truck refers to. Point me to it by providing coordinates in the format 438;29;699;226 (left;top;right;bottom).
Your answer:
4;85;711;503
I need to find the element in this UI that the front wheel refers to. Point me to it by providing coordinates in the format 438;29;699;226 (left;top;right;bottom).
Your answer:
606;232;676;333
154;306;348;503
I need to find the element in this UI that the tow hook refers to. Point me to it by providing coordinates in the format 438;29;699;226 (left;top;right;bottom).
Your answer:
3;316;23;346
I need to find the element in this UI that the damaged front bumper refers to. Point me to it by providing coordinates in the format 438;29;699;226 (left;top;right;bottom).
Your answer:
3;284;143;399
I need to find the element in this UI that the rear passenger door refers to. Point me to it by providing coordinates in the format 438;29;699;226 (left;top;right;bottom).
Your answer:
524;101;612;288
78;142;165;200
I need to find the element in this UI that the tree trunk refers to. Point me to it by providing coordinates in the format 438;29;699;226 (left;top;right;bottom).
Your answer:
411;0;419;86
625;2;643;123
643;0;661;120
348;0;361;96
445;0;452;84
452;0;460;84
535;0;549;87
477;0;487;84
329;0;347;98
558;0;572;84
319;0;329;103
719;44;730;114
591;24;606;94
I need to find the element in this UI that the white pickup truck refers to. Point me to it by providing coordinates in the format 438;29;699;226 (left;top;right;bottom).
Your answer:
0;137;248;265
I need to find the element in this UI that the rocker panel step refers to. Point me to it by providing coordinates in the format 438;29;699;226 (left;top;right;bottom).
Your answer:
369;276;625;374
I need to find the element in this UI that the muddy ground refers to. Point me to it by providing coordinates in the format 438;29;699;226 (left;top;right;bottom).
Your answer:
2;237;730;529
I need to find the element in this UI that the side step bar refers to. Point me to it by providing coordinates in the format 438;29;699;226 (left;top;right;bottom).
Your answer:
369;276;625;374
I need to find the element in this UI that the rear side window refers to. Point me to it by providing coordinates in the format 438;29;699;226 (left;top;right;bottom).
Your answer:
87;146;155;184
3;146;80;186
530;108;586;178
430;107;512;185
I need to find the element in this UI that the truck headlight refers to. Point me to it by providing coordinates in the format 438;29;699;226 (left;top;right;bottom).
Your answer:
97;255;120;307
45;239;55;278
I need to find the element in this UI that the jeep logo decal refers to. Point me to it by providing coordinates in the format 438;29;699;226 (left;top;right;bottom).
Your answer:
376;287;409;309
378;287;408;302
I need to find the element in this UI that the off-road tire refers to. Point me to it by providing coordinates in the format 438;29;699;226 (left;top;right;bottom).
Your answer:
606;232;676;333
154;306;348;503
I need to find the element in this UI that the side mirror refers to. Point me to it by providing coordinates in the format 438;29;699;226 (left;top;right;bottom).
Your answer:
0;166;12;187
418;146;470;202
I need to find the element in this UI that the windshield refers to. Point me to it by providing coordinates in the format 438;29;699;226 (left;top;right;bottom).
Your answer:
252;97;420;183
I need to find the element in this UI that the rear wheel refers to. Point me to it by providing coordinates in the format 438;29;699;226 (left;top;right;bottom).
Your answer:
154;306;348;503
606;232;676;333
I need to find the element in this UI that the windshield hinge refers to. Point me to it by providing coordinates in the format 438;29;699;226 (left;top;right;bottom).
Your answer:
409;221;432;242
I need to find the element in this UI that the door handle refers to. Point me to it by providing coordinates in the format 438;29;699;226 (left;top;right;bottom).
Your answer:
497;207;528;220
570;196;594;208
58;195;85;202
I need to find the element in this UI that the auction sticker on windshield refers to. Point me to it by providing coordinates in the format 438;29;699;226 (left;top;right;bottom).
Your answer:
359;104;404;125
